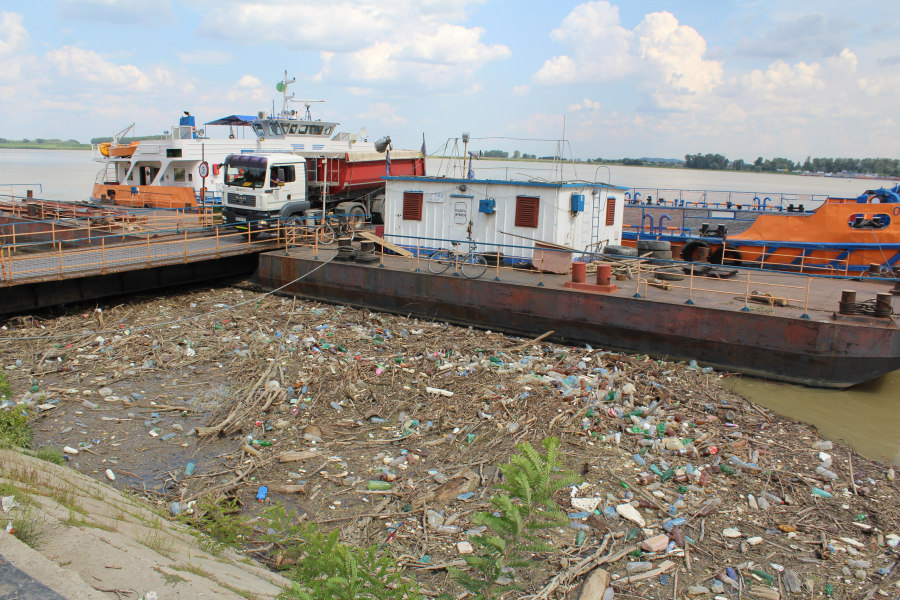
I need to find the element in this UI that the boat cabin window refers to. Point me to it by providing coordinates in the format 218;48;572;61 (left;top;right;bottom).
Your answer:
174;168;186;183
308;125;323;135
269;122;283;136
849;214;891;229
288;124;298;134
324;126;333;135
252;123;264;137
270;165;296;186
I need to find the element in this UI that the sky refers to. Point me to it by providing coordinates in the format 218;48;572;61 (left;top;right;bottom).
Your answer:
1;0;899;161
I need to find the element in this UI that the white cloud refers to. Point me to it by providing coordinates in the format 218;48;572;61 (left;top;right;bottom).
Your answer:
0;12;29;55
532;1;633;84
347;87;372;96
196;1;509;89
357;103;407;127
46;46;153;91
512;84;529;96
176;49;232;65
567;98;601;111
634;11;723;109
237;74;261;88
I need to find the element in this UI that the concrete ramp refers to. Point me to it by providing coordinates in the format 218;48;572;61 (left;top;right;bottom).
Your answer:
0;449;288;599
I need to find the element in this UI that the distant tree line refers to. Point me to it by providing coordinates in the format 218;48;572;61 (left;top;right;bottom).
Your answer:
0;137;83;146
686;152;900;176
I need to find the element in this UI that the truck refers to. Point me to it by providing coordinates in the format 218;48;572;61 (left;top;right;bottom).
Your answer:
221;146;425;232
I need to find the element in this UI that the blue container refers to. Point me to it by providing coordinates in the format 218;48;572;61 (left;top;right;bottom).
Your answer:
256;486;268;502
570;194;585;212
479;198;496;214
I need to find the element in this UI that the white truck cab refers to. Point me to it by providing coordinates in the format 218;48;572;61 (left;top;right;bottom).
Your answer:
221;154;312;229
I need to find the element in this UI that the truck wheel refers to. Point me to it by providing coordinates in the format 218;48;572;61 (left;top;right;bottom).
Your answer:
349;205;367;228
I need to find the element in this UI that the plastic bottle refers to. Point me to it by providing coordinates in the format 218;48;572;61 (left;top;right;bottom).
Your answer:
256;486;268;502
816;467;838;480
368;480;392;491
435;525;460;534
812;441;833;451
184;462;196;476
632;454;646;466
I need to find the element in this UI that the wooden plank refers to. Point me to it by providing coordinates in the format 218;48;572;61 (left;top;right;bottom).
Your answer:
357;230;414;258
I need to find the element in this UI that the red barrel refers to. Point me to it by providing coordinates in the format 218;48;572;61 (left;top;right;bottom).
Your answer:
596;263;612;286
571;262;587;283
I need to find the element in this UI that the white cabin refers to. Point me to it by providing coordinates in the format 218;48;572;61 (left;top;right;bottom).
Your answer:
383;176;629;264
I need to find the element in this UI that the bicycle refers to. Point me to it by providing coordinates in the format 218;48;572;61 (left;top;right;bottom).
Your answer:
428;241;487;279
312;215;357;245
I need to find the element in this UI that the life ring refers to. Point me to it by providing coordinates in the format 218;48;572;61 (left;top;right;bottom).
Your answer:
99;142;111;157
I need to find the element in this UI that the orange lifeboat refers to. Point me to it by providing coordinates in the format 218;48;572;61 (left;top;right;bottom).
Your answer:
107;141;140;157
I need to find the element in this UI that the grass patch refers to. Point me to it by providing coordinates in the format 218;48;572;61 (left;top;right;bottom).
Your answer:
62;511;116;532
10;507;47;549
172;564;260;600
154;566;189;587
34;447;65;465
0;407;33;449
139;529;177;558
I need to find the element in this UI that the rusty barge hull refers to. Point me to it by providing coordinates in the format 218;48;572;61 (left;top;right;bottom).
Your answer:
256;253;900;388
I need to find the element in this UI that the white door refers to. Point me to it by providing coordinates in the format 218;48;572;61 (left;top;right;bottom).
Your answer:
448;198;472;242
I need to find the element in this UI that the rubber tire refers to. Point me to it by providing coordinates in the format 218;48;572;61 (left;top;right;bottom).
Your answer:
654;268;685;281
649;250;672;259
348;205;367;228
681;240;711;262
602;245;639;257
710;244;743;267
637;240;671;251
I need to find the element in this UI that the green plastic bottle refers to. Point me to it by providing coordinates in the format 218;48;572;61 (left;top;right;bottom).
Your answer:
368;480;392;491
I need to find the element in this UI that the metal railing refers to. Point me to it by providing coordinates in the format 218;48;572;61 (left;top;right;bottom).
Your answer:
626;188;830;210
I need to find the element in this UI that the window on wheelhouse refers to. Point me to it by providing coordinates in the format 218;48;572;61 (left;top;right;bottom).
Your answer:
269;122;283;136
288;124;298;134
252;123;264;137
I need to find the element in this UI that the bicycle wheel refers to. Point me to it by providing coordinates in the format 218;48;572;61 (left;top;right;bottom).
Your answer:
460;253;487;279
428;250;453;274
317;223;336;245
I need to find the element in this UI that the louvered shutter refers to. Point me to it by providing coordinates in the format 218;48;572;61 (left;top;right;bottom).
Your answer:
605;196;617;226
515;196;539;228
403;192;423;221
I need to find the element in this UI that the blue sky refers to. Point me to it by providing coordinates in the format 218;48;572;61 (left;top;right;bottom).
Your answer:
1;1;898;161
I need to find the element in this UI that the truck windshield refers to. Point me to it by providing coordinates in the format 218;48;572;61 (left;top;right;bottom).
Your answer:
224;165;265;189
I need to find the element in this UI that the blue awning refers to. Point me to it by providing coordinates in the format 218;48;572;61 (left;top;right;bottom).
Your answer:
204;115;257;126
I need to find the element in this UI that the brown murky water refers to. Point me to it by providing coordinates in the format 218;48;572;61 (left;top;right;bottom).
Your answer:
732;370;900;465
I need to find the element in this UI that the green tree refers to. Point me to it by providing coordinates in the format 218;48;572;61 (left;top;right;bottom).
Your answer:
512;150;521;159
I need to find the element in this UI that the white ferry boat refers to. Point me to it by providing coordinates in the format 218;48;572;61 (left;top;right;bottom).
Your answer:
90;72;421;211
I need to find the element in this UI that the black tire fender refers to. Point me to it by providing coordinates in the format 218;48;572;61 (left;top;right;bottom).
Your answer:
681;240;711;262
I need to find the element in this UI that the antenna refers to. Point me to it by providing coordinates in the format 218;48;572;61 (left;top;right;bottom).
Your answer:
276;70;297;117
291;99;325;121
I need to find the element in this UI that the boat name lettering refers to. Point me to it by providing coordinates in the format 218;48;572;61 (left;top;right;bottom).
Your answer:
426;192;445;203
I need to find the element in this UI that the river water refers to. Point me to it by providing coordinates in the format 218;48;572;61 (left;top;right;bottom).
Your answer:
1;149;898;463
